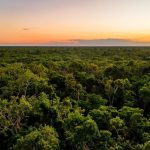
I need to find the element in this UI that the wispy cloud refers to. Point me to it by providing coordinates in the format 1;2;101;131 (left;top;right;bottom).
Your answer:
23;28;30;31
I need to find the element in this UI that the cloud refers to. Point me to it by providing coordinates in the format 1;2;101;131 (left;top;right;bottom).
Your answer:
9;38;150;46
23;28;30;31
46;38;150;46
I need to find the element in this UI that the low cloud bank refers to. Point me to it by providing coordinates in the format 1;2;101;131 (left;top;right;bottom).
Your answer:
47;39;150;46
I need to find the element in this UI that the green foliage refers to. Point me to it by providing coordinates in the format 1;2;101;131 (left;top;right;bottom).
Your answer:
64;111;99;149
0;96;32;134
98;130;112;149
13;125;59;150
139;83;150;112
109;117;126;137
79;93;107;112
119;106;143;124
0;47;149;149
143;141;150;150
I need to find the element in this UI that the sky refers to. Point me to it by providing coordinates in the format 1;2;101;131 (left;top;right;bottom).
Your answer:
0;0;150;46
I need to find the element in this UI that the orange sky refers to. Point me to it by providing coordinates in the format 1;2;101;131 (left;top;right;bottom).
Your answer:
0;0;150;45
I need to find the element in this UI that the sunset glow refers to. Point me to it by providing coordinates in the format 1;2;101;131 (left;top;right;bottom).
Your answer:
1;0;150;46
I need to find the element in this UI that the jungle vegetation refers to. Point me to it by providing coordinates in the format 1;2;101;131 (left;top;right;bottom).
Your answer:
0;46;150;150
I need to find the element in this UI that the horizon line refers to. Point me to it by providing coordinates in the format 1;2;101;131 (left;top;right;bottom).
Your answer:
1;45;150;47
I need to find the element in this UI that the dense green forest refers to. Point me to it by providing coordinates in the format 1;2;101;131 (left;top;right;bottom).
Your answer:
0;47;150;150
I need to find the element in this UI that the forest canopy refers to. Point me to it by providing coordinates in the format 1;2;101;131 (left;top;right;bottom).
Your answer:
0;47;150;150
